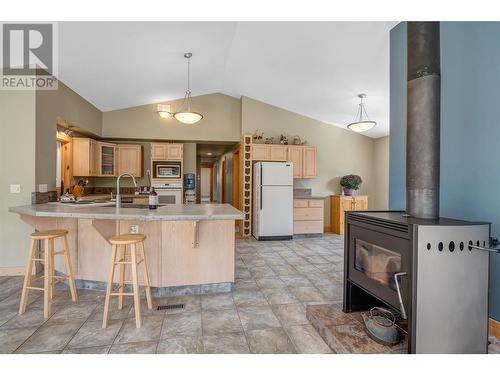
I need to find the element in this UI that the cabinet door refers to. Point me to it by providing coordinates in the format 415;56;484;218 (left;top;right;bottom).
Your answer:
100;143;116;176
302;147;317;178
269;145;287;161
90;140;100;176
353;196;368;210
287;146;303;178
117;144;143;177
167;144;183;160
73;138;92;176
252;145;270;161
151;143;167;160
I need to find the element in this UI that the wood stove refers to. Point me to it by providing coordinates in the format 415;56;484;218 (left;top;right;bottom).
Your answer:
343;210;490;353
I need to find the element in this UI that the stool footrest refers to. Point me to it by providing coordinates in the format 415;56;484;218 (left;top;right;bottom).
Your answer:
27;286;44;291
114;261;133;265
110;292;134;296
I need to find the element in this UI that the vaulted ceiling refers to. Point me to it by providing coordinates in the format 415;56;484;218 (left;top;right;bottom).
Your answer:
58;22;395;137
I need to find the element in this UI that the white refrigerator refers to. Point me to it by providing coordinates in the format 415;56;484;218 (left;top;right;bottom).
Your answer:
252;162;293;240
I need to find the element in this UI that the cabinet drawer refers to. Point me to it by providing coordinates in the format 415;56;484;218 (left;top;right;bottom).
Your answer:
293;199;308;208
294;220;323;234
308;200;324;208
294;207;323;221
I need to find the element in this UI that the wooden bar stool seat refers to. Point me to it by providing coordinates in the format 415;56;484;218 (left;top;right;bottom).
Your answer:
103;233;152;329
19;229;78;319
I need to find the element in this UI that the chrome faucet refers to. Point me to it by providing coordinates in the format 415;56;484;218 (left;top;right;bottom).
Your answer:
116;173;137;208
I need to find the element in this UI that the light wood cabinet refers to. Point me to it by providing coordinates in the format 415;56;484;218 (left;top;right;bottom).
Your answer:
98;142;117;176
252;144;270;160
269;145;287;161
287;146;303;178
73;138;99;177
151;143;183;161
293;199;324;234
252;144;317;179
73;138;144;177
167;144;183;160
117;144;143;177
302;146;317;178
331;195;369;234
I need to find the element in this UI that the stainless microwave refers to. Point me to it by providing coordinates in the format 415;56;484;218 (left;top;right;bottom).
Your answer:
152;161;181;179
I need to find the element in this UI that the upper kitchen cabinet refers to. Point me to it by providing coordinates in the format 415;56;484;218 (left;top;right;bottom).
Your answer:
98;142;117;176
302;146;317;178
73;137;99;176
253;144;317;178
151;143;183;161
117;144;143;177
286;146;303;178
252;144;291;162
252;144;270;160
269;145;287;161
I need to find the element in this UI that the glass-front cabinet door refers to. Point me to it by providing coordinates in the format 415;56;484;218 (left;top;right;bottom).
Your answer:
100;143;116;176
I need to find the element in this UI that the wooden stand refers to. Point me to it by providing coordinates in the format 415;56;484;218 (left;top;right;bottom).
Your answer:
102;234;152;329
19;229;78;318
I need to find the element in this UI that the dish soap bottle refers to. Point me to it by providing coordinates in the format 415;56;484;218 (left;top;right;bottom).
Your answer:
148;187;158;209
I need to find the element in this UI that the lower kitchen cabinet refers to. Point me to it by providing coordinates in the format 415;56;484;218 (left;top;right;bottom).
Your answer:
293;199;324;234
330;195;368;234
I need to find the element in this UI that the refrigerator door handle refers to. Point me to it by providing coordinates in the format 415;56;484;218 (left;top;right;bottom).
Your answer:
260;164;263;210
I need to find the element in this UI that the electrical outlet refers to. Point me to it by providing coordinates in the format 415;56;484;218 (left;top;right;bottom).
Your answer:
130;225;139;234
10;184;21;194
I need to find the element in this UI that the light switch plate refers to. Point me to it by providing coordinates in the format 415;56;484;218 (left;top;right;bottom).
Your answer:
38;184;48;193
130;225;139;234
10;184;21;194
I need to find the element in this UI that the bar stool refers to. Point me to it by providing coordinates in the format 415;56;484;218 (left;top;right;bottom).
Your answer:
102;233;152;329
19;229;78;318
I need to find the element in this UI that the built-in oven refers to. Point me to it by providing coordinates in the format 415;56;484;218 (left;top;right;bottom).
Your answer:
152;182;182;205
152;161;181;179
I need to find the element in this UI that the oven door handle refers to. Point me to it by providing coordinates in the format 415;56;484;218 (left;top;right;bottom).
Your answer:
394;272;407;319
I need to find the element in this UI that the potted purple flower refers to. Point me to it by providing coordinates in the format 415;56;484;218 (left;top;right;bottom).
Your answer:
340;174;362;196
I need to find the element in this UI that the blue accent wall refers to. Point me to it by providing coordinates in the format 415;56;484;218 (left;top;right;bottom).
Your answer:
389;22;500;321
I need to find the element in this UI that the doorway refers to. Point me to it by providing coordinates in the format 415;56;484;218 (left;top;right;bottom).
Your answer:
200;166;213;203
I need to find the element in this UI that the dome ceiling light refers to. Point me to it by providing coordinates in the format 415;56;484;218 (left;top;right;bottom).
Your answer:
347;93;376;133
173;52;203;125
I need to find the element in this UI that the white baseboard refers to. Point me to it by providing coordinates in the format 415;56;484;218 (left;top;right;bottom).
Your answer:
0;267;25;276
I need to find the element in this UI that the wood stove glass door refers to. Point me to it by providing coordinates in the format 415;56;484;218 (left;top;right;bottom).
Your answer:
348;226;409;310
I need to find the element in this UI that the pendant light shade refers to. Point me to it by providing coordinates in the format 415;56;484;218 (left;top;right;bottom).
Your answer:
347;94;376;132
157;104;171;119
173;53;203;124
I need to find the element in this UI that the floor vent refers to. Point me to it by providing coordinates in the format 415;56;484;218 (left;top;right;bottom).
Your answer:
156;303;185;311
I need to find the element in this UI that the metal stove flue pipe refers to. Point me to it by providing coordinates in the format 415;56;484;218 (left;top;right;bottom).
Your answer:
406;22;441;219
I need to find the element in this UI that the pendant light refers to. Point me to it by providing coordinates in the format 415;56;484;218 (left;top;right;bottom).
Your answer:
173;52;203;124
347;93;376;132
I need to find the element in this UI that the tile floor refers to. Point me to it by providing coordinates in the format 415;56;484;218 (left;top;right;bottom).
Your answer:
0;233;498;354
0;234;344;354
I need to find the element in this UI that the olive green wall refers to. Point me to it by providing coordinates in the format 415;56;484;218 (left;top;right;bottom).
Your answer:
0;88;36;270
102;93;241;142
36;81;102;191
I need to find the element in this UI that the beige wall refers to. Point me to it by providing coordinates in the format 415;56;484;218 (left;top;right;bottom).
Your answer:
241;96;379;226
372;136;390;209
36;81;102;190
102;93;241;142
0;89;36;269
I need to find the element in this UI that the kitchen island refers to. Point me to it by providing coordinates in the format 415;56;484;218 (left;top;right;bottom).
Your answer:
9;203;244;296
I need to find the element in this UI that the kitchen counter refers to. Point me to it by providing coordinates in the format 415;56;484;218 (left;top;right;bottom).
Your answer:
9;203;244;221
293;195;327;200
10;203;243;294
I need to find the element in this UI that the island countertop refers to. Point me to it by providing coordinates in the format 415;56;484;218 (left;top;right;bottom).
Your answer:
9;203;244;222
